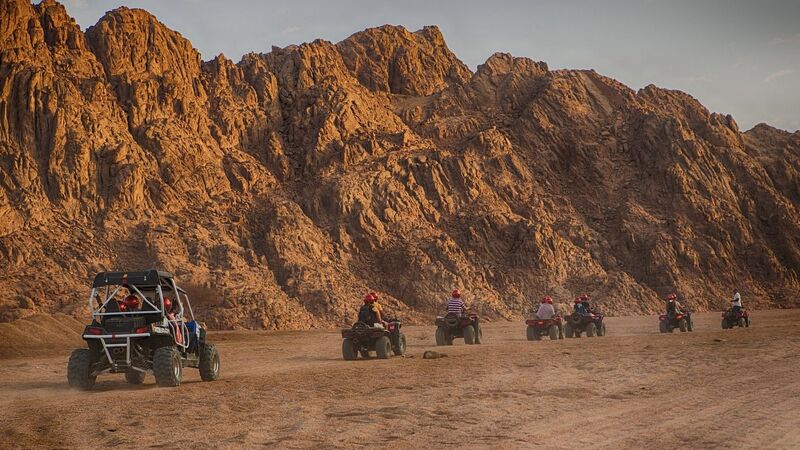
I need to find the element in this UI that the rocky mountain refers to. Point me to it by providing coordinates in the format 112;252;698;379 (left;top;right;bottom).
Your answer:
1;0;798;328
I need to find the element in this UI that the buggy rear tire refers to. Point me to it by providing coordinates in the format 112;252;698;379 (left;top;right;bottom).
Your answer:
564;322;574;338
585;322;596;337
526;326;536;341
153;347;182;387
435;327;447;346
125;369;146;385
393;332;407;356
375;336;392;359
548;325;559;340
199;343;220;381
679;318;688;332
342;338;357;361
463;325;476;345
67;348;96;390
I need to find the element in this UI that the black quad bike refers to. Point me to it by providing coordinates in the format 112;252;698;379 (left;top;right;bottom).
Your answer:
721;308;750;329
68;270;220;390
563;312;607;338
341;319;406;360
659;311;694;333
526;316;564;341
435;312;483;345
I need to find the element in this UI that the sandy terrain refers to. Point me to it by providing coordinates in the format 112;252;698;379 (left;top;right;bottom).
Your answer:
1;310;799;449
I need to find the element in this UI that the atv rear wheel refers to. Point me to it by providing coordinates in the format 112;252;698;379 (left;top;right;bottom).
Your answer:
687;317;693;332
153;347;182;387
475;324;483;344
435;327;447;346
393;332;407;356
526;326;536;341
67;348;96;390
199;343;220;381
375;336;392;359
745;317;751;327
737;318;746;328
463;325;476;345
548;325;559;340
678;318;688;332
721;319;728;329
125;369;146;385
342;338;357;361
597;322;607;337
585;322;597;337
563;323;575;338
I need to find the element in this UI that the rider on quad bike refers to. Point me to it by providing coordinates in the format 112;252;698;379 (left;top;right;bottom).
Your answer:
574;294;593;316
536;296;556;319
665;293;685;316
731;289;742;315
446;289;467;315
357;293;383;326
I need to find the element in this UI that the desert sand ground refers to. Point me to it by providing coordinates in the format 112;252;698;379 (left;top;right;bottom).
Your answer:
1;310;799;449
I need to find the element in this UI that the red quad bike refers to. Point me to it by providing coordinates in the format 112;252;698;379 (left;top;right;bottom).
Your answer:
659;311;694;333
525;316;564;341
435;312;483;345
563;312;606;338
341;319;406;360
721;308;750;329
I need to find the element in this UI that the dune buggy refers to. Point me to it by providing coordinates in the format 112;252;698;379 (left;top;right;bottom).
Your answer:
526;316;564;341
341;318;406;360
721;308;750;329
563;311;606;338
435;312;483;345
659;310;693;333
67;270;220;389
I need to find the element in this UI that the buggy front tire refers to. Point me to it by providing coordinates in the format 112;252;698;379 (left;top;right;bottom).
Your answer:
375;336;392;359
125;369;146;385
67;348;96;390
199;343;220;381
342;338;357;361
153;347;182;387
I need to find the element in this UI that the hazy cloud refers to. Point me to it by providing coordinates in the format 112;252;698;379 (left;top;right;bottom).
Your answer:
282;26;303;34
768;33;800;46
763;69;794;83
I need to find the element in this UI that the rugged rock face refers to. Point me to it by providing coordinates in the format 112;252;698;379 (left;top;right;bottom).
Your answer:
1;0;798;328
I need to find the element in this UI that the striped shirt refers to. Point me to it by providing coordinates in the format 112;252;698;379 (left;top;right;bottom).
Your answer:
446;297;466;315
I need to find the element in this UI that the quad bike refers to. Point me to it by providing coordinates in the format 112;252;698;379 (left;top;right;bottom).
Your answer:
341;318;406;360
563;312;606;338
659;311;694;333
721;308;750;329
525;316;564;341
68;270;220;390
434;312;483;345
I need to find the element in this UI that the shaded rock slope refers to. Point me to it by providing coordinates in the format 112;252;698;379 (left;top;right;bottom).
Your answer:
1;0;798;328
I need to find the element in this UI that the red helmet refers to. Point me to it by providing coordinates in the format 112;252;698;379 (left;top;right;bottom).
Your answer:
579;294;589;301
163;297;173;311
541;296;553;304
451;289;461;298
574;298;582;304
363;293;376;304
666;293;677;301
122;294;140;310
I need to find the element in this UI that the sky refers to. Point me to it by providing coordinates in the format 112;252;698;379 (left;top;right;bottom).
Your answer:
62;0;800;132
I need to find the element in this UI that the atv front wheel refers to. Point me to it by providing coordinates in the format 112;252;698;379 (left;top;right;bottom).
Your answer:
745;317;750;327
678;318;688;332
526;326;536;341
548;325;559;340
463;325;476;345
342;338;357;361
585;322;597;337
199;343;221;381
435;327;447;346
153;347;182;387
393;332;407;356
687;318;693;332
67;348;96;390
375;336;392;359
125;369;146;385
563;323;574;338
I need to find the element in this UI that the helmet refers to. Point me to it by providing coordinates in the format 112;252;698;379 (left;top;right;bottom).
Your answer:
451;289;461;298
122;294;140;310
541;296;553;304
579;294;589;301
574;297;582;304
163;297;173;311
666;293;677;301
363;293;376;304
